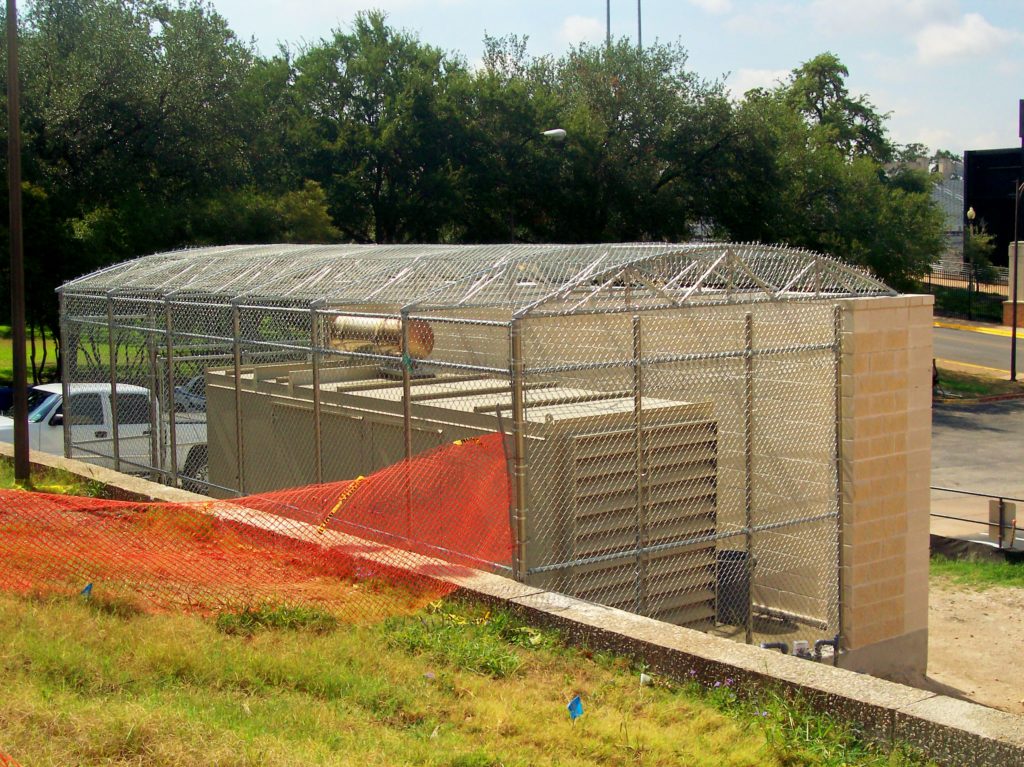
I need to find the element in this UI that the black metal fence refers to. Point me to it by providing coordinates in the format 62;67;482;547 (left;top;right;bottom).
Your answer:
920;263;1008;322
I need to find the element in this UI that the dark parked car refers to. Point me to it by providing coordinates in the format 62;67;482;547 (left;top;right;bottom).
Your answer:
173;376;206;413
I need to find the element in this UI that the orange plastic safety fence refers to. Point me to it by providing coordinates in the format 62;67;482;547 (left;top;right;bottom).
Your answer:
0;433;512;622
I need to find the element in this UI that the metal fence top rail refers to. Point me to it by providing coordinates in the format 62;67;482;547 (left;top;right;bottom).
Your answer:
59;242;895;317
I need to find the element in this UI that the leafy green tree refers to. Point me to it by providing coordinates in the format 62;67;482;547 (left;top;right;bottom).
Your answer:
718;56;943;288
785;52;892;163
964;225;998;284
541;39;733;242
289;11;467;243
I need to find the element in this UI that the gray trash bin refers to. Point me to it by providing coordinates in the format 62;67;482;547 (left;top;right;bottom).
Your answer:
716;549;749;626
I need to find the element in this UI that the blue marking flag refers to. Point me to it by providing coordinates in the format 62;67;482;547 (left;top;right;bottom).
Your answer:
567;694;583;722
80;583;93;598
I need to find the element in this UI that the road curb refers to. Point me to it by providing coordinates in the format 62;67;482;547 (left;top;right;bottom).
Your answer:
934;392;1024;405
934;320;1013;338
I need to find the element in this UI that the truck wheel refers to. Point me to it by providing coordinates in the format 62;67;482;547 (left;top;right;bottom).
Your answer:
182;446;209;494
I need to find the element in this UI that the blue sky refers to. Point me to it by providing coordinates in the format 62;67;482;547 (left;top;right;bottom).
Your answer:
214;0;1022;154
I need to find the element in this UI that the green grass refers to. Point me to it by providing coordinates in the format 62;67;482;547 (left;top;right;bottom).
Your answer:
930;554;1024;589
0;594;932;767
0;335;60;384
0;457;111;497
933;367;1024;399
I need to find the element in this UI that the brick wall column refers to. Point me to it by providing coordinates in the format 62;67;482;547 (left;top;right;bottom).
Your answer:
838;295;933;677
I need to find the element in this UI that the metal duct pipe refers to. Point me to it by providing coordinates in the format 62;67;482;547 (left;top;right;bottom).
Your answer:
330;316;434;359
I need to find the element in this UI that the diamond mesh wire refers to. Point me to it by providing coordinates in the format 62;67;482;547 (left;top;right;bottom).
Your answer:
54;242;885;650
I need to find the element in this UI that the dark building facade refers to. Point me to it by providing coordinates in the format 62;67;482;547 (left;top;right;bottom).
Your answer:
964;147;1023;267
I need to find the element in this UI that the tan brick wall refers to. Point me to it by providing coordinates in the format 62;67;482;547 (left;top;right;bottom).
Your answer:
838;295;932;674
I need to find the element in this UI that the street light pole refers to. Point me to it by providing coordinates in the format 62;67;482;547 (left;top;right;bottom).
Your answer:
966;206;976;322
1014;102;1024;381
6;0;28;483
1012;180;1022;381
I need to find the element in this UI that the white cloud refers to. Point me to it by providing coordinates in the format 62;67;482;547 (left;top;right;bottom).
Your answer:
726;68;789;99
809;0;957;35
688;0;732;14
723;2;794;38
916;13;1019;64
559;15;604;46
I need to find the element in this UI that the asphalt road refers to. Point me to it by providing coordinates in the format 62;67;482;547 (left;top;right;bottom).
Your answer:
933;325;1024;373
932;399;1024;498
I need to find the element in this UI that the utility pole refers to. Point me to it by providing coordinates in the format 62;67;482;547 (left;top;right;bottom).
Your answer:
6;0;28;482
637;0;642;49
606;0;611;47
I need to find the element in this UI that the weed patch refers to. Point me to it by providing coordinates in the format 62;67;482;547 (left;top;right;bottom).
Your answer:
215;603;340;636
383;600;536;677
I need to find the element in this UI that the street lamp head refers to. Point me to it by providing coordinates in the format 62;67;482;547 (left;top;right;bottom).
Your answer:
540;128;567;142
966;206;976;221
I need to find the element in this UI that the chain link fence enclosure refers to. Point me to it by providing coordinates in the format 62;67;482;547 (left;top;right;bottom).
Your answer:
58;243;897;652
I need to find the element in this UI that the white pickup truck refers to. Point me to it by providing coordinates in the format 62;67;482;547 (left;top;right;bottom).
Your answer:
0;382;209;489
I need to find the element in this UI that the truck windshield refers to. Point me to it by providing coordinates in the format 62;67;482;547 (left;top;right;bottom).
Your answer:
26;390;59;423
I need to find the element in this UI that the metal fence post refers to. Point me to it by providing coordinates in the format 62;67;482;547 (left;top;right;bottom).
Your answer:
164;299;179;484
60;292;72;461
401;311;413;463
510;318;528;581
145;302;160;480
743;312;754;644
311;302;324;485
106;291;121;473
833;304;845;663
401;311;414;536
632;314;647;614
232;301;245;495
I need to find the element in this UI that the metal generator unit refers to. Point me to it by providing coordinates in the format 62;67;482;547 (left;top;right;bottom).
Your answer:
205;362;720;628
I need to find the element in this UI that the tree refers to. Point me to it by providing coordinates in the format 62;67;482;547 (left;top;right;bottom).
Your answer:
785;52;892;163
289;12;467;243
718;55;944;288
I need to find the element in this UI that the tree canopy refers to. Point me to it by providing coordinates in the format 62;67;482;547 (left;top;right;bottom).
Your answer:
0;3;947;377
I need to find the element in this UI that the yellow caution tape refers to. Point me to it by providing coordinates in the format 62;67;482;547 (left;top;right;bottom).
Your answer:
317;475;365;534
